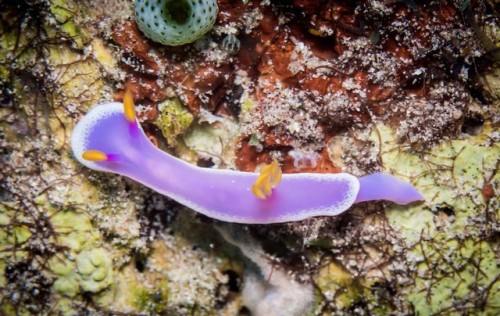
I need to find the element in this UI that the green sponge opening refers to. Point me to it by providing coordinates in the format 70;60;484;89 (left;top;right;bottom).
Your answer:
164;0;192;25
135;0;218;46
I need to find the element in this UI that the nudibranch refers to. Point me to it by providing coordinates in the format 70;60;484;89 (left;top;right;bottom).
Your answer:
135;0;218;46
71;98;424;224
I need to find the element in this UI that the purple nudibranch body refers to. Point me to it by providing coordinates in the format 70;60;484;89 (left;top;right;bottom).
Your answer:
71;102;424;224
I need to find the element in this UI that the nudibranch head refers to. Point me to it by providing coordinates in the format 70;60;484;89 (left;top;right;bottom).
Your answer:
135;0;218;46
71;101;146;173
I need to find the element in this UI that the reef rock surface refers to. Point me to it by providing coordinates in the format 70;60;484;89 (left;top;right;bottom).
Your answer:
0;0;498;315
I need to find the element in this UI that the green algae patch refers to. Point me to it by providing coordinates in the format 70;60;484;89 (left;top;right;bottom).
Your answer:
51;210;100;253
110;254;175;314
91;38;118;73
408;238;499;315
316;261;358;309
183;123;222;157
51;297;79;316
0;15;37;69
6;226;32;245
52;273;79;298
240;98;255;114
376;123;500;314
0;206;32;262
0;260;6;288
46;210;111;300
46;45;109;111
76;248;114;293
49;0;85;49
182;114;239;167
131;281;170;315
155;98;194;146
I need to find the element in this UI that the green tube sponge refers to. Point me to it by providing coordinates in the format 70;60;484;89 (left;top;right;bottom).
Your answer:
135;0;218;46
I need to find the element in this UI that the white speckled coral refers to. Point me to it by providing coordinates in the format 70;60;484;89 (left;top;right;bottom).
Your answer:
135;0;218;46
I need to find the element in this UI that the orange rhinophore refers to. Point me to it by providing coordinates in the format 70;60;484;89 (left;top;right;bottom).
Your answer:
82;150;108;162
123;90;136;123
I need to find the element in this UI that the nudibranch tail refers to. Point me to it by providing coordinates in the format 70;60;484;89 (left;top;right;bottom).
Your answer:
355;173;424;205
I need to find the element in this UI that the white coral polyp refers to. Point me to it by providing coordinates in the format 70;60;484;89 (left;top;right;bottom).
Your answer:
135;0;218;46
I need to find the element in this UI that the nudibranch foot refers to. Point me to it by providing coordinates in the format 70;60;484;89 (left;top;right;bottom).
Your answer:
71;102;423;224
